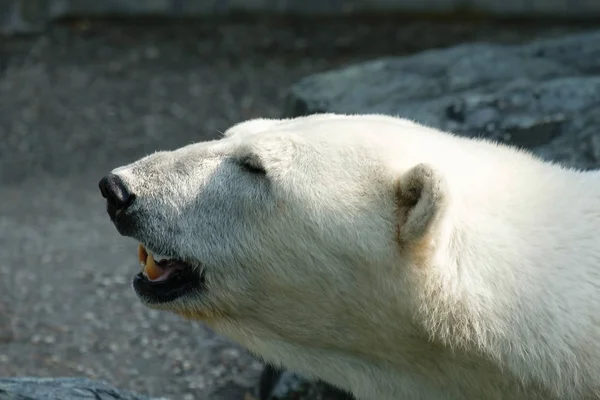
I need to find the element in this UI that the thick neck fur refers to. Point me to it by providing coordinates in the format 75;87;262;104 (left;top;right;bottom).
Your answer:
413;140;600;399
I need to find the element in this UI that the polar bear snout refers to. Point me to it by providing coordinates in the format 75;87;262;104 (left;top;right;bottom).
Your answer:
98;173;135;224
98;165;211;311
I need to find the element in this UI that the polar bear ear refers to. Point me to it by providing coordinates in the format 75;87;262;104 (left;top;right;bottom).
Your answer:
396;163;448;247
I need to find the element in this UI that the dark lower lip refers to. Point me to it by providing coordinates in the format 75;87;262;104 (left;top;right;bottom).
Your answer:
132;267;204;304
111;212;138;237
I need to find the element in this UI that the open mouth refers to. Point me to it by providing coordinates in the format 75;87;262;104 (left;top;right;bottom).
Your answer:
133;244;205;304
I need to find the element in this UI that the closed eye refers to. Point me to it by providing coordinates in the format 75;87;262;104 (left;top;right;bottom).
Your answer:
236;155;267;176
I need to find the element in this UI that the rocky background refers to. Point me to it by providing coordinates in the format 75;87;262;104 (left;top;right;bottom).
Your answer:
1;9;600;400
3;0;600;35
285;29;600;171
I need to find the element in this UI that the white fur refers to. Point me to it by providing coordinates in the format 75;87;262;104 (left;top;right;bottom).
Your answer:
112;114;600;399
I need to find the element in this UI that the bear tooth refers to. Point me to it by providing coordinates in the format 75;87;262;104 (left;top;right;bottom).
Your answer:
144;252;164;280
138;244;148;265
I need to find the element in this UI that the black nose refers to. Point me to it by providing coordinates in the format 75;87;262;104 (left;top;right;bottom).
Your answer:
99;174;134;219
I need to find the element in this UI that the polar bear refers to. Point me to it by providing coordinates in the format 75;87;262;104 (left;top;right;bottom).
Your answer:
99;113;600;400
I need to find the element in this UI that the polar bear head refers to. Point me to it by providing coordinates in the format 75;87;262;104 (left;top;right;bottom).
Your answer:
99;114;453;358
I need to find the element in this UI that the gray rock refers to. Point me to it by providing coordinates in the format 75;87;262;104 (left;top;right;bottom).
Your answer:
257;367;354;400
0;377;165;400
284;29;600;171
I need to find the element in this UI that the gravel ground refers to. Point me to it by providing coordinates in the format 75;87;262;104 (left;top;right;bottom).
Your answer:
0;17;594;400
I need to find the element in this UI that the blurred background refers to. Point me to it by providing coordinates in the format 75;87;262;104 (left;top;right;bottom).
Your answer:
1;1;600;399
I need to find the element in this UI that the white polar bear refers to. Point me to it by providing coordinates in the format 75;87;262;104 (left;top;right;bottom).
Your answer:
99;113;600;400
